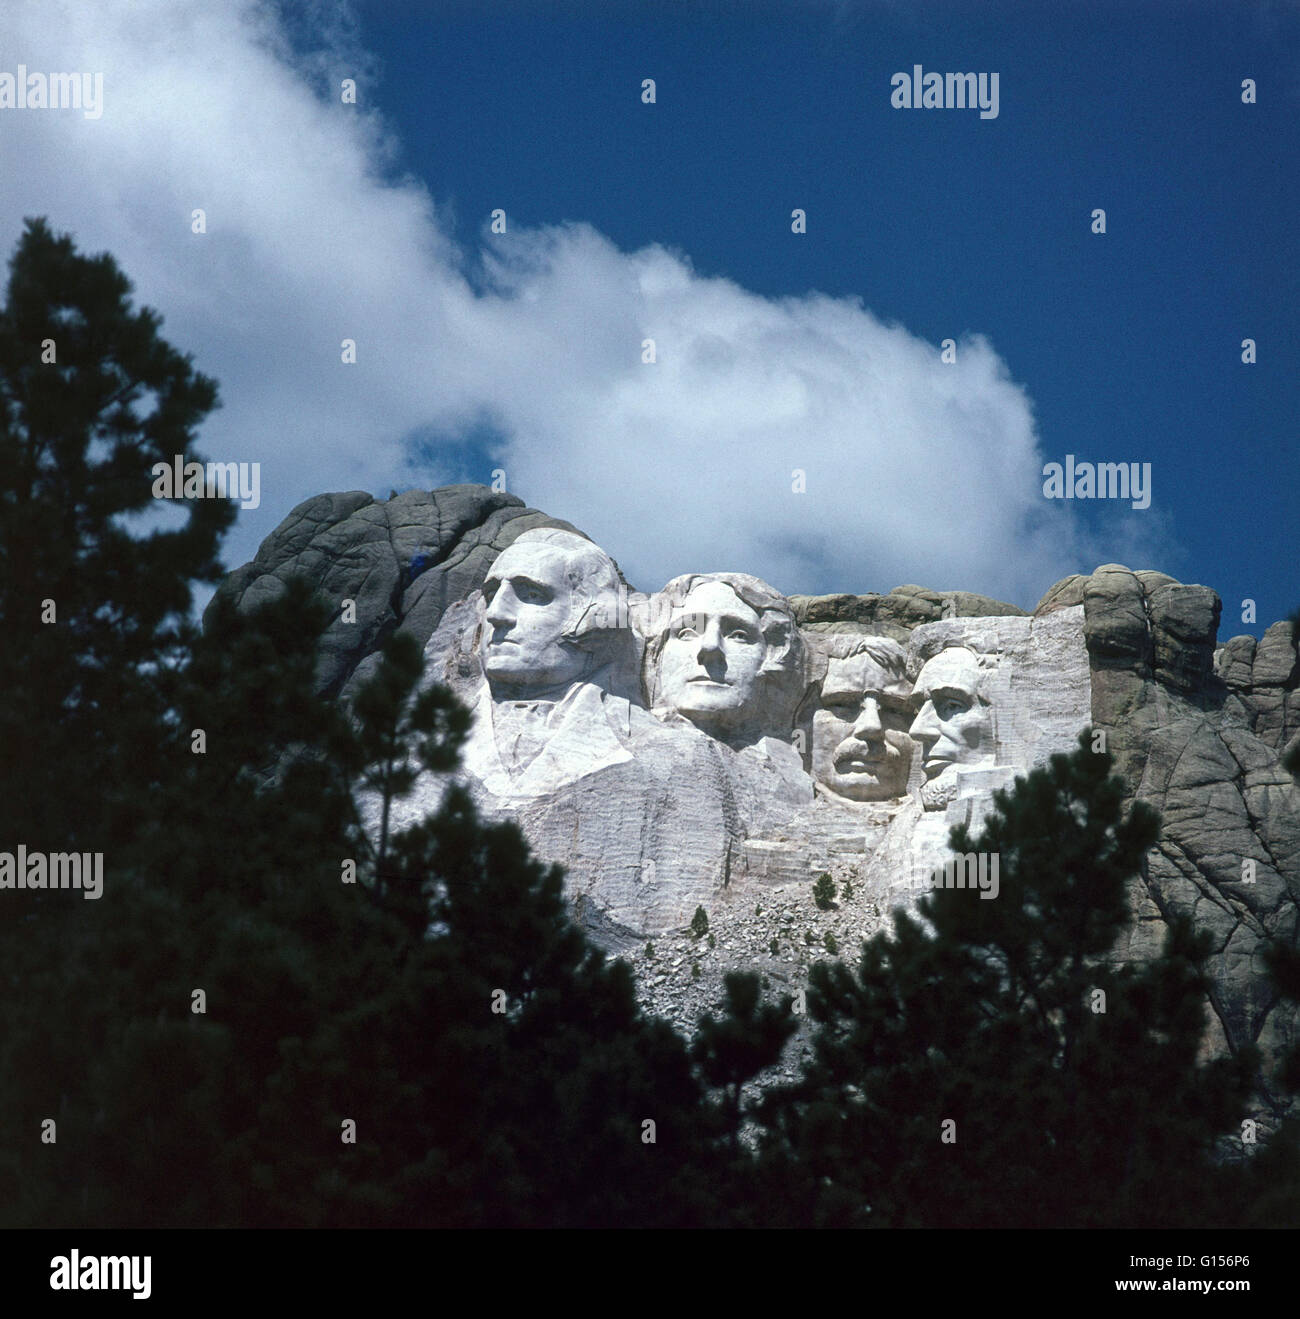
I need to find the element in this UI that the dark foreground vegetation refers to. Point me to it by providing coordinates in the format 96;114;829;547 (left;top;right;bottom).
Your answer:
3;219;1298;1228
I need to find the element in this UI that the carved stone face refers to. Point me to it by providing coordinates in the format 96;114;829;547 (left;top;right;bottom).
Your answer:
657;580;767;739
909;647;995;781
481;542;588;692
812;652;913;801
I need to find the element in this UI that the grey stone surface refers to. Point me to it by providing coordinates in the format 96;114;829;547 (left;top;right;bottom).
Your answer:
1084;563;1152;667
790;584;1025;642
1034;573;1088;615
1084;565;1299;1120
217;494;1300;1120
207;485;583;697
1149;582;1220;692
1216;635;1257;692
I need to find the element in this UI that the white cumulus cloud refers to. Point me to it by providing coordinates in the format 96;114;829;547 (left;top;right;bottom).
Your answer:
0;0;1169;605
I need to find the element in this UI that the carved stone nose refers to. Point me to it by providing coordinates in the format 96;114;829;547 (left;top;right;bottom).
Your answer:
853;699;883;736
695;623;724;658
910;702;938;740
485;582;519;622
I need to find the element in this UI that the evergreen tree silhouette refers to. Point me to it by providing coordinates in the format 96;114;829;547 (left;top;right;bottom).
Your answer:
0;216;231;855
0;220;781;1227
756;732;1256;1228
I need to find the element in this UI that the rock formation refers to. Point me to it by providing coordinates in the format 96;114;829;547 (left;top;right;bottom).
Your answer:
212;486;589;698
210;487;1300;1114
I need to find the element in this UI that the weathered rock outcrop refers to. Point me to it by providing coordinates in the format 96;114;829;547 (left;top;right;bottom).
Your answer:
1059;564;1300;1117
791;584;1026;642
207;486;585;697
215;488;1300;1116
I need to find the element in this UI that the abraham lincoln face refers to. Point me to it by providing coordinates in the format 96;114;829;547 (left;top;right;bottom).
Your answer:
909;646;995;782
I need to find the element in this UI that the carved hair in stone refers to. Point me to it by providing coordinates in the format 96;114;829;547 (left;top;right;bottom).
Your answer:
908;642;998;807
480;528;634;700
805;634;913;802
643;572;807;749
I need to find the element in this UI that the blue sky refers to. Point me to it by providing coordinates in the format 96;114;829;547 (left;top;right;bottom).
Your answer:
349;0;1298;629
4;0;1297;632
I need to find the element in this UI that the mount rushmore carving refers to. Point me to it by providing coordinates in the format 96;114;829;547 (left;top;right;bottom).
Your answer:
417;525;1097;938
435;526;1071;820
223;498;1095;935
212;484;1300;1108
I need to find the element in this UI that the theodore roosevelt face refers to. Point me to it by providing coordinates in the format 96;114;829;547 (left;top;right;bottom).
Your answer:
812;651;913;801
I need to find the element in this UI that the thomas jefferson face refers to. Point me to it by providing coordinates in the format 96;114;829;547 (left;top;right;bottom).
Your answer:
481;542;587;692
812;653;913;801
657;581;767;737
909;648;994;780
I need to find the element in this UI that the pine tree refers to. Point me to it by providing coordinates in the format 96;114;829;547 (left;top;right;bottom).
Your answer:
0;216;231;855
757;731;1256;1228
331;629;471;934
691;972;795;1164
1223;939;1300;1226
0;218;233;1224
813;872;836;910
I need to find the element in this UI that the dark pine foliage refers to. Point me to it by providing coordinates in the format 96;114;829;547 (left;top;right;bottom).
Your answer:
3;220;1297;1230
0;221;779;1228
754;733;1260;1228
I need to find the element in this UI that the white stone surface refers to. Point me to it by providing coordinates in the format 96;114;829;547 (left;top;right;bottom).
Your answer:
363;534;1091;938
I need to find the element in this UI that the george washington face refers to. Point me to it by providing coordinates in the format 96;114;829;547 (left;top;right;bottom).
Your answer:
481;541;588;692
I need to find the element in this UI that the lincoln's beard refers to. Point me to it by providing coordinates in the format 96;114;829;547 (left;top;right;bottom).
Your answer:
920;764;960;810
